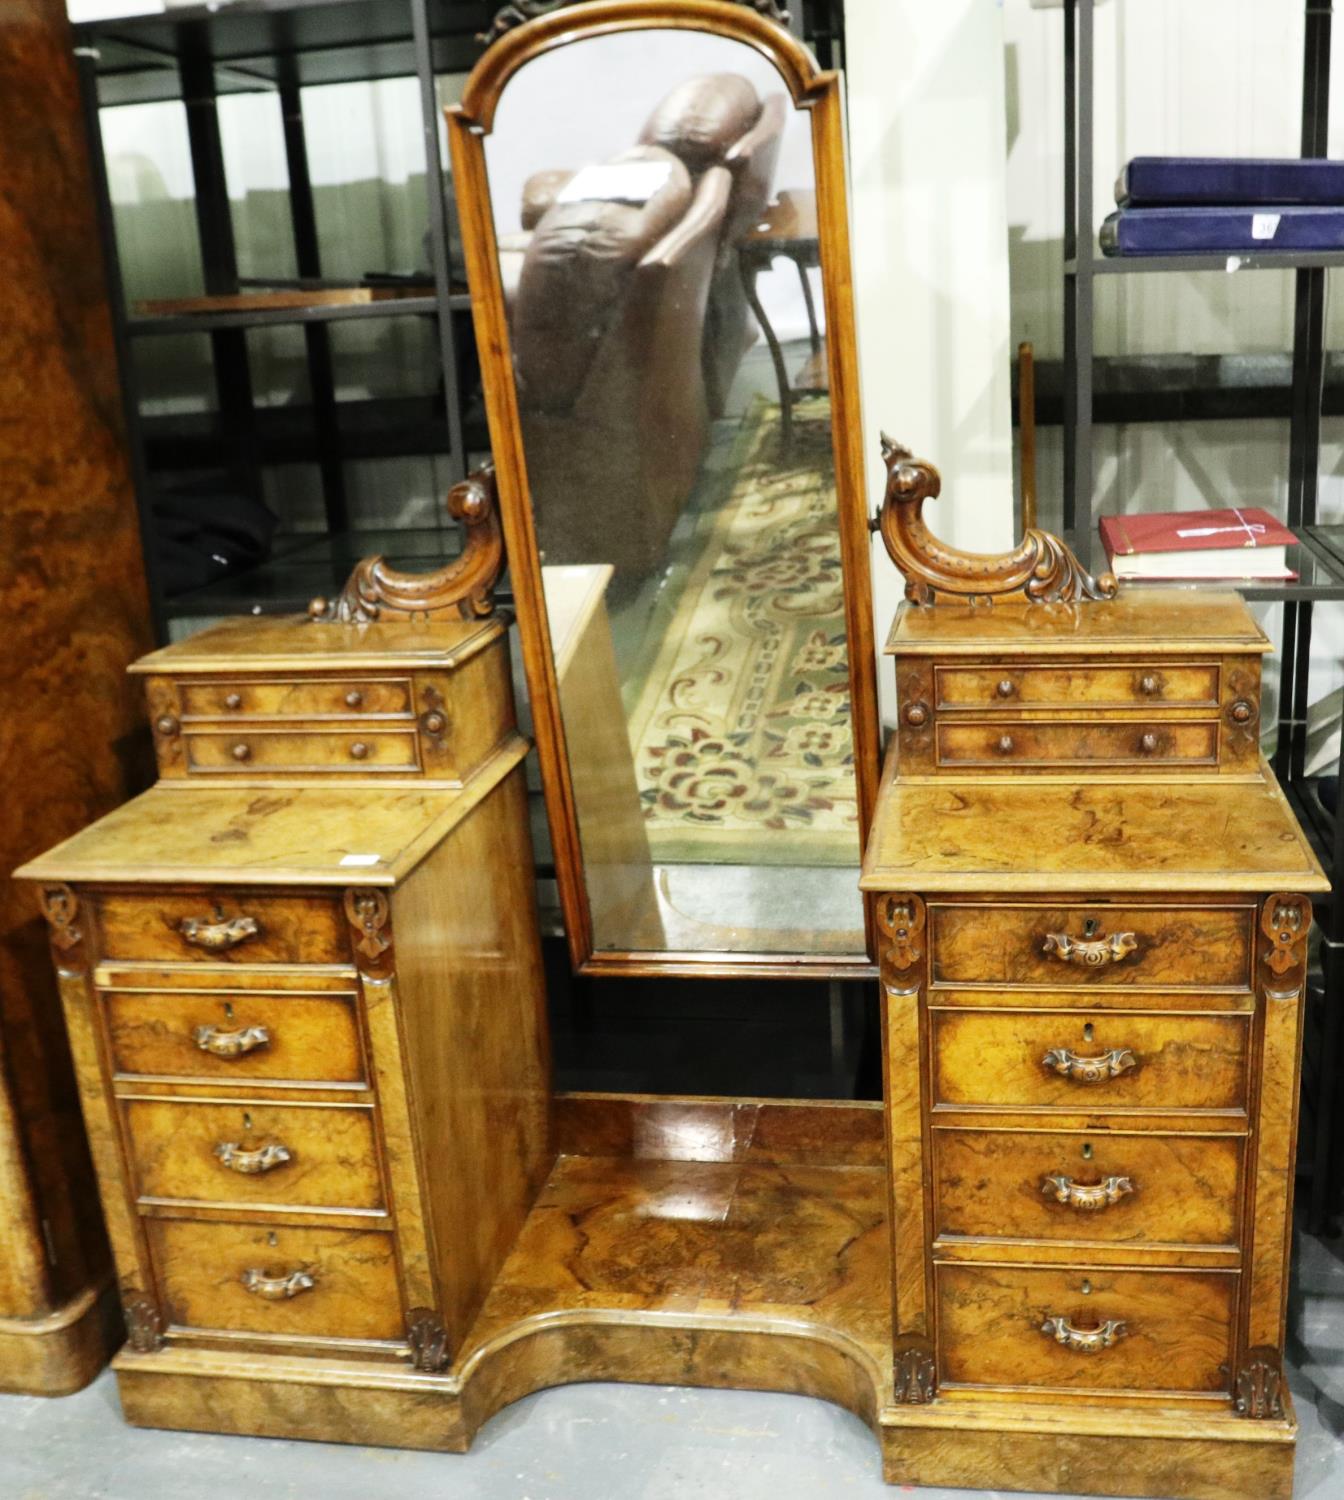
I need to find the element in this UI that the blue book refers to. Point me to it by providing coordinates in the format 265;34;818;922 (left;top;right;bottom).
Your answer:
1117;156;1344;207
1100;205;1344;256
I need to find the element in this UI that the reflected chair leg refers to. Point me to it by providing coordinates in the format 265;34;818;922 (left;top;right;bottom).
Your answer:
741;251;793;455
797;257;821;353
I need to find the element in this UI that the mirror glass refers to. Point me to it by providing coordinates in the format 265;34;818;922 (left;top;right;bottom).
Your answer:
486;28;862;958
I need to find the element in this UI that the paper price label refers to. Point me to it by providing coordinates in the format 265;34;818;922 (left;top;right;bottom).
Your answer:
1251;214;1281;241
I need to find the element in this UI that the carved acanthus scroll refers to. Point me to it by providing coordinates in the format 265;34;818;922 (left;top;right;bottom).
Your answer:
478;0;790;48
309;463;503;624
877;436;1117;606
877;893;926;993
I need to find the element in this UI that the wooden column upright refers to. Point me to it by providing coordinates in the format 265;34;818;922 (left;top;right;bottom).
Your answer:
0;0;153;1393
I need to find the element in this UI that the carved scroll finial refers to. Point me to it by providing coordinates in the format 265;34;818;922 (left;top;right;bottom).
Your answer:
478;0;789;48
877;435;1117;606
309;463;503;625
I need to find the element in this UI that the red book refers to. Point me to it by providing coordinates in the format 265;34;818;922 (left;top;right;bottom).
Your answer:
1099;507;1297;580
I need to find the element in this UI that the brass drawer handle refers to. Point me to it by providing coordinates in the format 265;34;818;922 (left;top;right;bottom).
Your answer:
1042;1173;1133;1211
214;1141;292;1175
177;914;261;951
1042;1046;1137;1083
1041;1315;1126;1353
1042;929;1137;967
193;1023;270;1059
241;1267;315;1301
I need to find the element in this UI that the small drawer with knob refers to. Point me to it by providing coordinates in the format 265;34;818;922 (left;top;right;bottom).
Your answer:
144;1218;403;1343
934;719;1219;770
931;1127;1243;1247
122;1097;383;1211
929;1008;1250;1111
935;1263;1237;1395
94;890;350;966
176;678;414;721
99;976;364;1083
182;729;421;775
934;663;1222;712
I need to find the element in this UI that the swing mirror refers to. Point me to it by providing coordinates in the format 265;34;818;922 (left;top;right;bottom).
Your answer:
449;0;879;975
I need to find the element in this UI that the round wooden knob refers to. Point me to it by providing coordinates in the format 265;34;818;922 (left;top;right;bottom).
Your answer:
345;690;364;709
350;742;369;761
903;702;929;728
307;597;328;620
1139;674;1161;696
231;742;251;762
1139;732;1159;755
421;711;447;736
1230;699;1254;724
155;714;179;737
996;678;1017;699
996;734;1015;755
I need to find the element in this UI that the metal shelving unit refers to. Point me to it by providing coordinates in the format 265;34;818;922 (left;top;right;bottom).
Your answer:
74;0;494;636
1061;0;1344;1234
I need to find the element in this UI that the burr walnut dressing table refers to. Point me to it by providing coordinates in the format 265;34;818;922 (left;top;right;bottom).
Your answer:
862;439;1327;1498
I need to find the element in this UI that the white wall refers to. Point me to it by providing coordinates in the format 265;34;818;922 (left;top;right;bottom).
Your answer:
846;0;1018;722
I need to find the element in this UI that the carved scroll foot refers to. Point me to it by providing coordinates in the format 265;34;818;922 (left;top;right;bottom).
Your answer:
1234;1346;1286;1419
407;1307;451;1372
892;1335;936;1404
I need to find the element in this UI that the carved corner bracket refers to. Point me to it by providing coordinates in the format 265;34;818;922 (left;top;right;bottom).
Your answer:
38;883;85;965
406;1307;451;1372
892;1334;936;1404
478;0;790;48
309;463;503;624
1260;894;1311;985
877;435;1117;606
877;893;926;993
1234;1346;1286;1419
344;888;393;972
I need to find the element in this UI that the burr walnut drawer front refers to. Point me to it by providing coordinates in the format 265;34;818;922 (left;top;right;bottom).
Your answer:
101;980;364;1084
934;720;1218;770
123;1098;383;1211
145;1219;402;1343
930;1009;1250;1111
929;903;1255;989
932;1128;1242;1247
936;1263;1236;1395
95;891;349;966
934;663;1221;712
177;677;413;721
183;728;420;774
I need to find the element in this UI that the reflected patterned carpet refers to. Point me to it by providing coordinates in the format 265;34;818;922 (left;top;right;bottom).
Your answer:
626;397;857;866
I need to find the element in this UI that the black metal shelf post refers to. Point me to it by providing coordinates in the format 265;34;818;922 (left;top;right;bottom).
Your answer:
75;0;489;637
1059;0;1344;1235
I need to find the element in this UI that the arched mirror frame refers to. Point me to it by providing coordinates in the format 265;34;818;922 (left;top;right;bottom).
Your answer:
448;0;880;977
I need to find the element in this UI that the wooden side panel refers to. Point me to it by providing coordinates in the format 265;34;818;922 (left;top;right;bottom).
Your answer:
1246;894;1310;1351
413;637;517;784
0;0;153;1327
391;764;552;1352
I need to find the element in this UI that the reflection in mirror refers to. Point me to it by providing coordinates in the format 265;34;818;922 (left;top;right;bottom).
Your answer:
485;28;862;959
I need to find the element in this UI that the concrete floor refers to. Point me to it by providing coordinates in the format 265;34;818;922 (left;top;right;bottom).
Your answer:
4;1228;1344;1500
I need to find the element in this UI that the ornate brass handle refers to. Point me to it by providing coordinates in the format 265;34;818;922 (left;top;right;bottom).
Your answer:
241;1267;315;1300
1042;1173;1134;1211
177;915;261;951
214;1141;292;1175
1042;929;1137;968
193;1024;270;1059
1041;1315;1127;1353
1042;1047;1137;1083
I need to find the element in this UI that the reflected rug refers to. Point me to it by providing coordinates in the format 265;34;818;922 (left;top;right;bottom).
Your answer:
626;397;857;866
